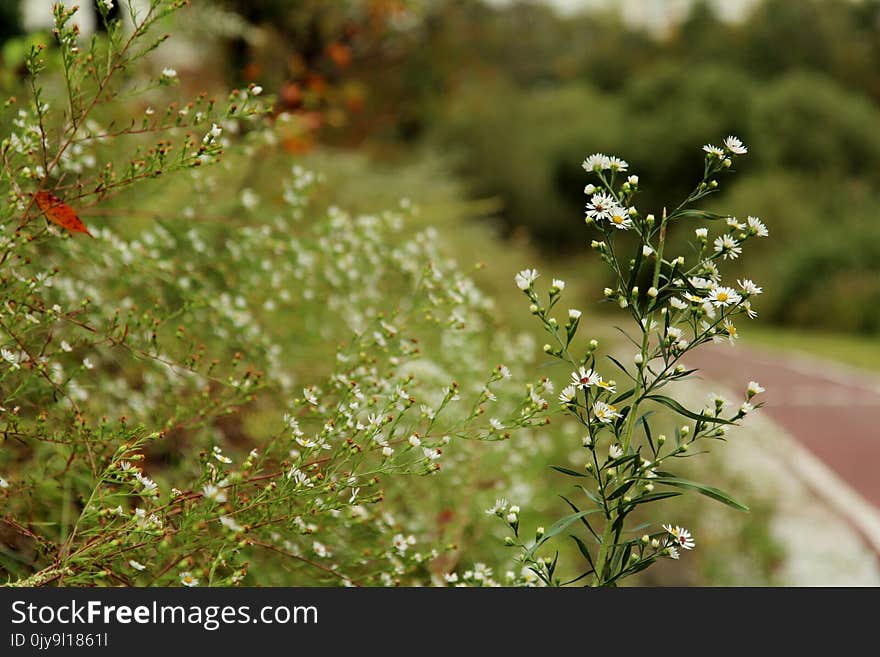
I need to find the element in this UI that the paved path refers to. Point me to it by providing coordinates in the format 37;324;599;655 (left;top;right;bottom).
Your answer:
681;341;880;561
684;343;880;508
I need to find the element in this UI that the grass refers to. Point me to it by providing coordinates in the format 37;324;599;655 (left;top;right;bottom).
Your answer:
743;325;880;374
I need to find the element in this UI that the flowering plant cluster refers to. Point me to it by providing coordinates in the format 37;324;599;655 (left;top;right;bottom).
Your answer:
495;137;768;586
0;1;555;587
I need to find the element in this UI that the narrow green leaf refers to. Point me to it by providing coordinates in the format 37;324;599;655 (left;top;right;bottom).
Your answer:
627;491;681;507
607;478;636;500
550;465;587;478
570;534;596;571
561;495;599;540
529;507;603;558
654;477;749;511
643;394;737;425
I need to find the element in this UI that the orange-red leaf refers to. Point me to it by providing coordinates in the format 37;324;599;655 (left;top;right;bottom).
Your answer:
34;191;93;237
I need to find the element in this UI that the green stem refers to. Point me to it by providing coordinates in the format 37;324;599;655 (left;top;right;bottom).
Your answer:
593;209;668;585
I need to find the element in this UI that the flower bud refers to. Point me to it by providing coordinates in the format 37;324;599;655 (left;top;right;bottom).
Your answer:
536;526;545;539
589;339;599;350
504;536;516;546
641;534;650;544
618;298;628;309
651;539;660;549
647;286;658;298
680;425;690;437
657;434;666;445
634;353;644;365
603;287;613;297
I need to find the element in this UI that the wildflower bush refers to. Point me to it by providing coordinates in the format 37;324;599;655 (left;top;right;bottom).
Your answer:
0;1;770;588
0;0;557;587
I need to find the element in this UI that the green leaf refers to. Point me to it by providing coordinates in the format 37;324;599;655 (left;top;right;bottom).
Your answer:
561;495;600;540
607;478;636;500
529;507;603;558
550;465;587;478
626;491;681;507
654;477;749;511
643;394;737;425
569;534;596;572
561;570;594;586
610;387;635;405
606;355;634;379
605;556;657;585
671;209;726;221
575;484;602;506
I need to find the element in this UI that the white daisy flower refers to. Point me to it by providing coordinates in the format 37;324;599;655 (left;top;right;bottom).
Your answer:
666;545;680;560
515;268;539;291
585;193;617;222
202;483;227;503
713;234;742;259
60;340;73;352
607;156;629;172
485;498;509;516
582;153;611;171
407;434;422;447
702;144;725;157
179;571;198;587
570;367;600;389
608;444;623;460
212;446;233;464
592;401;622;424
723;135;747;155
607;205;633;230
662;524;695;550
551;279;566;291
747;215;768;237
707;286;742;308
558;385;577;404
129;559;145;571
738;279;763;295
161;67;177;79
748;381;765;396
568;308;582;320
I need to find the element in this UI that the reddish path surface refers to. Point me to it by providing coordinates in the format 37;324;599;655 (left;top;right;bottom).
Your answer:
684;343;880;508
